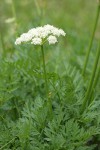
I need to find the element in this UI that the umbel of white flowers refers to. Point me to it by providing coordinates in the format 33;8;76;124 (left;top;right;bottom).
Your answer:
15;24;66;45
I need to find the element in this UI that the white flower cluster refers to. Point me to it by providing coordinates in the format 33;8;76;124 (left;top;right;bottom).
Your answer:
15;24;66;45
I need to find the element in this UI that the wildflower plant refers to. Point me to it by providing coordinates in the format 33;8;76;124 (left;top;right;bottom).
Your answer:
15;24;66;116
1;1;100;149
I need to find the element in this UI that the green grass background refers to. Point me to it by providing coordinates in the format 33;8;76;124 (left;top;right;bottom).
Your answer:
0;0;100;73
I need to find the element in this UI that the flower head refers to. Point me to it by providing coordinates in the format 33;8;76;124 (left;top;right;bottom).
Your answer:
15;24;66;45
47;35;58;45
31;38;42;45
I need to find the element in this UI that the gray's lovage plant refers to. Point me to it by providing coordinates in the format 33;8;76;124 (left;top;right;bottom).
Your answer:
15;24;66;118
0;1;100;150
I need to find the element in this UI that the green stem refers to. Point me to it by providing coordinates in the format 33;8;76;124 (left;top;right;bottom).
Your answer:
81;42;100;114
41;45;52;117
34;0;45;25
41;45;48;96
92;62;100;90
14;99;20;118
11;0;18;31
34;0;41;16
50;80;61;102
89;62;100;104
82;3;100;75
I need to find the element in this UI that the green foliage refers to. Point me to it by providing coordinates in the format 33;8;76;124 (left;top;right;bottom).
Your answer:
0;56;100;149
0;0;100;149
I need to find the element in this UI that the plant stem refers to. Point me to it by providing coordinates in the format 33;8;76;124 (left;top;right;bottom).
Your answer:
41;45;52;117
89;62;100;104
82;2;100;75
41;45;48;95
34;0;41;16
81;42;100;114
12;0;17;22
11;0;18;32
14;99;20;118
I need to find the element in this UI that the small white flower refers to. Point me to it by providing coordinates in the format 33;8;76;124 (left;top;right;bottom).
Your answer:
51;28;61;37
15;37;22;45
31;38;42;45
20;33;32;42
15;24;66;46
59;29;66;36
47;35;58;45
28;28;40;38
44;24;54;31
